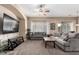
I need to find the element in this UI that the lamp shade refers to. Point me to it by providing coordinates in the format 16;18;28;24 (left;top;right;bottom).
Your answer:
57;23;62;27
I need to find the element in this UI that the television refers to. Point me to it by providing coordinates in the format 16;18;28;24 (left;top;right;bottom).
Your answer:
3;14;19;34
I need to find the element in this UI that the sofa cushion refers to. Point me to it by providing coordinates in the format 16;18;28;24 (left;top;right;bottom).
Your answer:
63;34;69;41
56;38;66;45
61;34;67;40
68;32;77;38
60;33;68;41
55;37;70;47
75;33;79;38
30;32;46;38
53;32;62;37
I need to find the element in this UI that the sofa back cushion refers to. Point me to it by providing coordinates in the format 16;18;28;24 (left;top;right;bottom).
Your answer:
61;34;67;39
68;32;77;38
53;32;62;37
30;32;46;37
75;33;79;39
60;33;69;41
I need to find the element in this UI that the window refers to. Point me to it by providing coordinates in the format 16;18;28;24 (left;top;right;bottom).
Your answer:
31;21;48;33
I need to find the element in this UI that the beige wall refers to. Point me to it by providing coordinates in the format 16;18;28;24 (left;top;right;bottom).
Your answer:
76;17;79;32
0;5;27;41
0;5;18;19
0;6;19;42
28;17;77;33
19;18;26;40
1;5;28;40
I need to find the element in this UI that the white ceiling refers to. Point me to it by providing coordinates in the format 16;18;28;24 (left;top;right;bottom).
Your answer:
18;4;79;17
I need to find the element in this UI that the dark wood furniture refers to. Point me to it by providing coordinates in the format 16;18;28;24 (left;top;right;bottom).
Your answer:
43;37;56;48
26;29;31;40
8;36;24;50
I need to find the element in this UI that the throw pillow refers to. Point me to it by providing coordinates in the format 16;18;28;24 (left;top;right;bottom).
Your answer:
61;33;69;41
63;35;69;41
61;34;67;39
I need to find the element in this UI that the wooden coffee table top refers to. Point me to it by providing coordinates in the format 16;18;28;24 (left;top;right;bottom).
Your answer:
43;36;56;48
43;36;56;41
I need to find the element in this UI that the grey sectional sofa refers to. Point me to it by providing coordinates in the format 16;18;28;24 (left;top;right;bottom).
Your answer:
54;32;79;51
30;32;46;40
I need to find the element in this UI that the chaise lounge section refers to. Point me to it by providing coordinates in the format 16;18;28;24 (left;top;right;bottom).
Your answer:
54;32;79;52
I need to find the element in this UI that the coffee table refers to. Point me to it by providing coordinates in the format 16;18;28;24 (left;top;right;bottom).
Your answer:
43;37;56;48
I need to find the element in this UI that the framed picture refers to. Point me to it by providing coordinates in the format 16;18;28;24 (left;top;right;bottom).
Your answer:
50;23;55;30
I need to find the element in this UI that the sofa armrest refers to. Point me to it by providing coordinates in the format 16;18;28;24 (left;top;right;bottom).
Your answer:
68;38;79;48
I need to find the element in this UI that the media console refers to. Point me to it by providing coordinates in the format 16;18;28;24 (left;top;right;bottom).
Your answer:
8;36;24;50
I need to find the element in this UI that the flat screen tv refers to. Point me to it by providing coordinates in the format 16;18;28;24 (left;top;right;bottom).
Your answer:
3;14;19;34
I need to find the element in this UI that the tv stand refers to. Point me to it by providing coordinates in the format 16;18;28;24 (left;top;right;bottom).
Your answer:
8;36;24;50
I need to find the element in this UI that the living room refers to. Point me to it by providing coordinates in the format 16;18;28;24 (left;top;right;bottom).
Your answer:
24;4;79;53
1;0;79;59
0;4;79;55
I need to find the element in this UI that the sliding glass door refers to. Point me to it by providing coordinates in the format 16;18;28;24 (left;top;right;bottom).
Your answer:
60;22;74;33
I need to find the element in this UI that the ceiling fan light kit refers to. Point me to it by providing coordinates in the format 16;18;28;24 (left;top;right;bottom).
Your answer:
34;4;50;16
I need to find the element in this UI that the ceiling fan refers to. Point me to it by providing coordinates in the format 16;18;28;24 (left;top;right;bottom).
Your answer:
35;4;50;16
